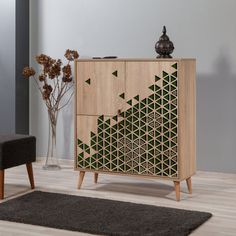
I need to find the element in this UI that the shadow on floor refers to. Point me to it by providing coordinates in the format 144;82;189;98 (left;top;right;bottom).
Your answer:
89;181;180;199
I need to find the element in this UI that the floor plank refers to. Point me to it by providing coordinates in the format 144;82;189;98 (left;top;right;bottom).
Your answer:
0;161;235;236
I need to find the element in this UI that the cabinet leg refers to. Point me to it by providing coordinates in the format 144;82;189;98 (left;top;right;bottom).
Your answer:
26;163;35;189
174;181;180;201
94;173;98;184
186;177;192;194
77;171;85;189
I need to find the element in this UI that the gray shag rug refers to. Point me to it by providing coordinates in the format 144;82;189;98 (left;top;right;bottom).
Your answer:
0;191;212;236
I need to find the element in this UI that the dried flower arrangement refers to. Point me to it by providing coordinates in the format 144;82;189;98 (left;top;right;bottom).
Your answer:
22;49;79;169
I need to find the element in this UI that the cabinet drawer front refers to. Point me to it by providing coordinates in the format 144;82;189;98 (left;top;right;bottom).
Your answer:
76;61;125;116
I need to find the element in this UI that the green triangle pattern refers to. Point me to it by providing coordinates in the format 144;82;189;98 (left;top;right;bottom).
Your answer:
77;67;178;177
134;95;139;101
155;75;161;82
127;99;132;106
172;63;177;69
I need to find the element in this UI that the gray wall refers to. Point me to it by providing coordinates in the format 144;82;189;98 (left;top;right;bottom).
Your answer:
0;0;29;134
30;0;236;173
0;0;15;133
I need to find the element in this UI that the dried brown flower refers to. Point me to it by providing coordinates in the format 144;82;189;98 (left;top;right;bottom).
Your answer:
22;49;79;111
22;67;36;78
38;74;46;82
43;91;50;100
72;51;79;59
64;49;79;61
43;84;53;92
62;77;72;83
35;54;56;75
35;54;55;66
48;59;62;79
42;84;53;100
62;64;72;82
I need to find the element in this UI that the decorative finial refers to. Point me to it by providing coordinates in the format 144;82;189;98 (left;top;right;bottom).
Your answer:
163;26;166;35
155;26;174;58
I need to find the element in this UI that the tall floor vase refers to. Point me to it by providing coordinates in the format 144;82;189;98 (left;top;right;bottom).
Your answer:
43;109;61;170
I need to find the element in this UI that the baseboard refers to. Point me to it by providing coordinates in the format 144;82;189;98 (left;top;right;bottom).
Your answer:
36;157;74;166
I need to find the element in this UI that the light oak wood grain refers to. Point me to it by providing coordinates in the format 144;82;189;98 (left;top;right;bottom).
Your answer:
77;171;85;189
178;60;196;181
186;177;192;194
125;61;175;108
76;61;125;116
174;181;180;201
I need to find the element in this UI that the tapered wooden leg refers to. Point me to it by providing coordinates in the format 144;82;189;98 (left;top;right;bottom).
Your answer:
174;181;180;201
0;170;4;200
186;177;192;194
26;163;35;189
94;173;98;184
78;171;85;189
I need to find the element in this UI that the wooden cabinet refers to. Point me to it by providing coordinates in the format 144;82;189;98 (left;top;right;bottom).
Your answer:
75;59;196;201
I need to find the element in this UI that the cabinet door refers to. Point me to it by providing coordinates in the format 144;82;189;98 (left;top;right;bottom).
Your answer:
76;115;125;173
124;61;179;177
76;61;125;116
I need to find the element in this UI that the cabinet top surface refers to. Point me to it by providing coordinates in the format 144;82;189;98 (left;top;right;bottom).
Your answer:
75;58;196;62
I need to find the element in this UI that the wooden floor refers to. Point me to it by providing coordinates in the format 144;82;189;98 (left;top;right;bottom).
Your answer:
0;161;236;236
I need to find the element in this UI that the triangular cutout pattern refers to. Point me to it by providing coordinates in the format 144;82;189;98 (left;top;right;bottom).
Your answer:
112;70;118;77
172;63;177;70
77;67;178;177
134;95;139;101
155;75;161;82
85;78;91;85
127;100;132;106
119;93;125;99
163;71;169;78
172;71;177;77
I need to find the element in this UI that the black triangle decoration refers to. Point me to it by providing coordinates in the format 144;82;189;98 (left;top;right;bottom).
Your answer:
172;71;177;77
127;99;132;106
119;93;125;99
112;70;118;77
149;85;155;91
163;71;169;78
85;78;91;85
155;75;161;82
112;115;118;121
134;95;139;101
172;63;177;69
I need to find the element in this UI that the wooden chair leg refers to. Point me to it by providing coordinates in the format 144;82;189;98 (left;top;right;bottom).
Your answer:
94;173;98;184
186;177;192;194
0;170;4;200
26;163;35;189
174;181;180;201
78;171;85;189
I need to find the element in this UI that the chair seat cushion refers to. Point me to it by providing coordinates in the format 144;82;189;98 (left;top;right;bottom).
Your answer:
0;135;36;170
